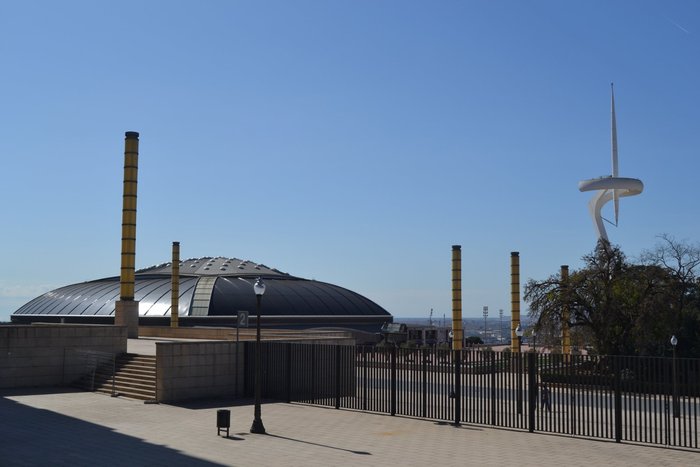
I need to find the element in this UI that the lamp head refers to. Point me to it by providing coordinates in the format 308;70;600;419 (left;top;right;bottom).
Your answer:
671;335;678;347
515;323;523;337
253;277;266;297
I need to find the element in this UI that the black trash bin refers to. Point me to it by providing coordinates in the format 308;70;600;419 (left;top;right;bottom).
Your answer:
217;409;230;437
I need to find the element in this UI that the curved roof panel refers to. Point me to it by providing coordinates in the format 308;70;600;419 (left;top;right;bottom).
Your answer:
13;257;390;320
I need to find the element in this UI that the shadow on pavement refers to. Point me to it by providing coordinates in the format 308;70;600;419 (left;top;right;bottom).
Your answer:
264;432;372;456
0;395;226;467
166;396;255;410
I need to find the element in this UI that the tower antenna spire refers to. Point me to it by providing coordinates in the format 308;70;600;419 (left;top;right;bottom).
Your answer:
611;83;619;225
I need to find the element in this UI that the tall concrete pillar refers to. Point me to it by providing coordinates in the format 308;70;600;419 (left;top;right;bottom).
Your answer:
171;241;180;328
561;265;571;356
115;131;140;338
510;252;521;353
451;245;463;350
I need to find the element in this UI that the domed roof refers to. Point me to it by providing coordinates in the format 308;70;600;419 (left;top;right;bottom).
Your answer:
12;257;391;327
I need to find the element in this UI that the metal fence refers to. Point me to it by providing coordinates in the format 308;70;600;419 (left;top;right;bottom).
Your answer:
246;343;700;450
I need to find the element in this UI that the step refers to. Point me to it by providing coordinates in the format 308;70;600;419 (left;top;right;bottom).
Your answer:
117;360;156;368
107;368;155;378
111;378;155;391
74;352;158;402
94;368;155;380
95;386;155;401
117;357;155;364
92;384;156;400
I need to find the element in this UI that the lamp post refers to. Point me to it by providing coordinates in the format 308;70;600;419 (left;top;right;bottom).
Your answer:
515;323;524;415
483;306;488;344
532;330;537;353
499;309;503;344
671;335;679;418
251;277;266;434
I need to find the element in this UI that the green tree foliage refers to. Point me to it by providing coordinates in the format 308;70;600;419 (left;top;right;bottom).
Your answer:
465;335;484;346
524;236;700;357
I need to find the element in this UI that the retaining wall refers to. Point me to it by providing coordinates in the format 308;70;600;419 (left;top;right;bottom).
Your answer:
155;338;355;402
156;341;243;403
0;324;127;389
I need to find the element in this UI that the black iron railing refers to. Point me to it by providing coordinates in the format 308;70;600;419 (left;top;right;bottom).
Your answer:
245;343;699;450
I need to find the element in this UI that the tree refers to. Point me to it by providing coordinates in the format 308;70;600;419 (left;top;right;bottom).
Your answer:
524;239;700;357
640;234;700;357
465;335;484;346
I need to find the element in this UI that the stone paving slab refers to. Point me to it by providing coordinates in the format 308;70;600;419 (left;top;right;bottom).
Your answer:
1;388;697;467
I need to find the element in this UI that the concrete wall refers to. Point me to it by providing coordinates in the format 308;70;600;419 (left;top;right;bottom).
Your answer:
155;339;357;403
156;341;243;403
0;324;127;389
140;326;354;342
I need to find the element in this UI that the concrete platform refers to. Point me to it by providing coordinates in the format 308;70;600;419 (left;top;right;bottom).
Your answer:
127;337;198;356
1;388;697;466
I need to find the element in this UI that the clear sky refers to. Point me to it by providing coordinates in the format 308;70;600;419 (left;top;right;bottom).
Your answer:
1;1;698;322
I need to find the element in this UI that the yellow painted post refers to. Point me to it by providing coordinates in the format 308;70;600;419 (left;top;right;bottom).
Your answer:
171;242;180;328
511;252;520;353
561;265;571;356
120;131;139;301
115;131;140;338
451;245;463;350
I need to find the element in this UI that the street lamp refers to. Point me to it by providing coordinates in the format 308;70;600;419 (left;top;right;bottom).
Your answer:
515;323;523;352
532;330;537;353
499;309;503;343
671;335;679;418
515;323;524;415
483;306;488;344
251;277;266;434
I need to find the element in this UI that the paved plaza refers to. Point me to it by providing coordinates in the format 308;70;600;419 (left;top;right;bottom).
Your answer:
1;387;697;467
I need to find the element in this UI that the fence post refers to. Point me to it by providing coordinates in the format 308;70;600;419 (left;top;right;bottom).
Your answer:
390;346;397;416
528;351;537;433
311;344;317;405
490;351;496;425
286;343;292;403
62;348;67;386
335;345;341;409
363;347;368;411
422;347;428;418
517;352;523;416
454;349;461;426
243;342;250;397
614;356;622;443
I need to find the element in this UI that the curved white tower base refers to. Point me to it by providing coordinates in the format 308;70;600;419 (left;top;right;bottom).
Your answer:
578;176;643;241
579;84;643;243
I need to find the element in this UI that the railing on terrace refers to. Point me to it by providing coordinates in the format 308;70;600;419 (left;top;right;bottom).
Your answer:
245;343;699;450
63;348;116;396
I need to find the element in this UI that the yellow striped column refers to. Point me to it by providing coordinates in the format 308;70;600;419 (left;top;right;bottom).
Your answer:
511;252;521;353
561;265;571;356
171;241;180;328
115;131;140;338
120;131;139;300
451;245;463;350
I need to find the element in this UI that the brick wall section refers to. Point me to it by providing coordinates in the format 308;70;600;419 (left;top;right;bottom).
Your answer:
0;324;127;389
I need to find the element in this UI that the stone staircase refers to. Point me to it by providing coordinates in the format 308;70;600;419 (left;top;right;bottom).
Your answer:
75;353;156;402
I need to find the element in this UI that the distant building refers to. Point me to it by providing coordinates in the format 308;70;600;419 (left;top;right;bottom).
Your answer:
380;323;451;347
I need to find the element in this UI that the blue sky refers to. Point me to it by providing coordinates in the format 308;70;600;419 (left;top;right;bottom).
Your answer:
1;1;698;322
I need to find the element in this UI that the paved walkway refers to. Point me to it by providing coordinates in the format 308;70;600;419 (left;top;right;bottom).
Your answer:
1;388;697;466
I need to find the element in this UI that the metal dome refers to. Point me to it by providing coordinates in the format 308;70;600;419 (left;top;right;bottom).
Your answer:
11;257;391;331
